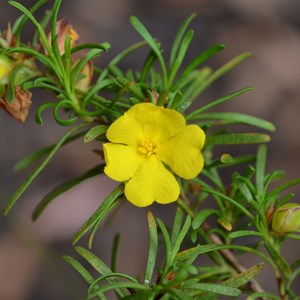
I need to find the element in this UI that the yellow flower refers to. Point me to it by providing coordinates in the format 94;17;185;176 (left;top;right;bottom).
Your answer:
103;103;206;207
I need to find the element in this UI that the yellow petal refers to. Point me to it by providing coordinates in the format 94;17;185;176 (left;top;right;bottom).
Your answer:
106;110;144;145
158;124;206;179
131;103;186;142
124;155;180;207
103;143;144;181
107;103;186;145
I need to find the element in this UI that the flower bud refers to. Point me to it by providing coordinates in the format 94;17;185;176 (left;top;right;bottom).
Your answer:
46;19;79;55
75;61;93;93
0;86;32;123
271;203;300;234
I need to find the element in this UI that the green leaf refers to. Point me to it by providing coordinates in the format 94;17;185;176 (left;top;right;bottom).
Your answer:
84;125;108;143
10;0;48;46
222;263;264;288
171;216;191;262
116;76;145;100
186;87;253;119
193;112;275;132
32;164;104;221
196;52;252;95
7;64;24;103
206;133;271;145
256;144;267;197
171;207;184;246
75;246;130;298
228;230;262;239
200;186;254;219
145;212;158;286
246;292;281;300
183;283;241;297
168;29;194;86
176;244;276;272
9;1;55;64
197;263;264;300
111;234;120;273
71;49;104;91
179;44;225;80
192;209;219;230
88;282;149;299
4;124;87;215
63;255;94;284
156;218;172;277
14;131;85;171
169;13;197;68
72;184;124;245
129;16;168;88
70;42;111;54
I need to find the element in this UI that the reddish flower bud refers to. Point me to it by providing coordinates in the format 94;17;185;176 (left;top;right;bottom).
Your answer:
0;86;32;123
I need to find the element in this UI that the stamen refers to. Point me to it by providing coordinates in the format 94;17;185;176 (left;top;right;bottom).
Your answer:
138;140;158;157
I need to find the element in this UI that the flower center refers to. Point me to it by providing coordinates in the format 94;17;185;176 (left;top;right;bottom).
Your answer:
138;140;158;157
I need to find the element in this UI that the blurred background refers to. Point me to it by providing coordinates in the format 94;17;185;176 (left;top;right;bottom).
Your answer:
1;0;300;299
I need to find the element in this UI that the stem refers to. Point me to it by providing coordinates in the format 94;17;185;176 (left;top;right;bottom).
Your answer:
202;222;265;296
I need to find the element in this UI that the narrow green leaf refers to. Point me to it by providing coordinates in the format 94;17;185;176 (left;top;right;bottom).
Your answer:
200;187;254;219
70;42;111;54
32;164;104;220
247;292;281;300
228;230;262;239
121;290;156;300
192;112;275;132
14;131;85;171
256;144;267;197
9;1;55;61
10;0;48;46
176;244;276;272
180;44;225;80
222;263;264;288
116;76;145;99
145;212;158;286
129;16;168;88
168;29;194;86
183;283;241;296
71;49;103;91
195;52;252;95
264;241;291;278
169;13;197;67
206;133;271;145
171;207;184;246
72;184;124;245
156;218;172;276
111;234;120;273
84;125;108;143
169;288;193;300
197;263;264;300
7;64;24;103
88;282;149;298
171;216;191;262
192;209;219;230
63;255;94;284
4;124;87;215
186;87;253;119
76;246;130;298
268;178;300;197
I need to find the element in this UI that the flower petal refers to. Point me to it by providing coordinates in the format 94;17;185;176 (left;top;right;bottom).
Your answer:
106;111;144;146
158;124;206;179
132;103;186;142
103;143;144;181
107;103;186;145
124;155;180;207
